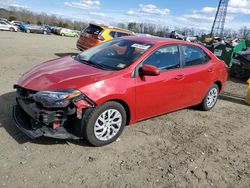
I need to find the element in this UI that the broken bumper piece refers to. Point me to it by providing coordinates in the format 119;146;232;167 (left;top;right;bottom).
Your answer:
13;105;81;140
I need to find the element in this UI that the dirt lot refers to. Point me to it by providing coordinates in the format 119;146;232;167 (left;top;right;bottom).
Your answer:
0;31;249;188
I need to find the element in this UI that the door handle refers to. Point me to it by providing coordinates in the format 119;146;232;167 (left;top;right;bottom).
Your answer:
175;74;185;80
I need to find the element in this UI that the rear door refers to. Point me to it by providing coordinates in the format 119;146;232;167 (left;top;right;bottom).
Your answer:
180;45;215;106
135;45;185;120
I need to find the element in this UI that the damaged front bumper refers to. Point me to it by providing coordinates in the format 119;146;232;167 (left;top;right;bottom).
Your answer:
13;105;81;139
12;86;95;140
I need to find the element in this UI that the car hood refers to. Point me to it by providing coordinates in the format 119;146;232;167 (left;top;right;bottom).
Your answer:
18;56;112;91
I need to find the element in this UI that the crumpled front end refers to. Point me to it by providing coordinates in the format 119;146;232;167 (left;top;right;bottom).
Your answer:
13;85;95;140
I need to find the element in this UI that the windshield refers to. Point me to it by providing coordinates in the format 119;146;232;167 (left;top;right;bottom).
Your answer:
77;39;153;70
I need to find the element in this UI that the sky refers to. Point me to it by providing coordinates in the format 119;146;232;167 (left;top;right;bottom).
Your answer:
0;0;250;31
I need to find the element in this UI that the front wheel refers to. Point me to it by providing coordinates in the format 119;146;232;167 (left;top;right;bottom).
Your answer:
84;101;127;146
200;84;219;111
9;27;15;32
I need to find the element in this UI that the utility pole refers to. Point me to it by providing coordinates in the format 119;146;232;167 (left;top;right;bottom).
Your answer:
210;0;229;37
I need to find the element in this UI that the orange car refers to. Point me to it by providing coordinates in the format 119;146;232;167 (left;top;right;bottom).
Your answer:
76;24;134;50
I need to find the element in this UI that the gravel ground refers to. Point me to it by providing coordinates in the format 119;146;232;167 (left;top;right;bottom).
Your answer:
0;31;250;188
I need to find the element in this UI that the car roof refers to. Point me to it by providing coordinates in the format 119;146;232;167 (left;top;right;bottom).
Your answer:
121;35;195;45
89;23;134;34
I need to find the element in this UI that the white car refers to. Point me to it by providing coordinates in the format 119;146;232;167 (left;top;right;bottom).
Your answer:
0;21;18;32
10;20;24;27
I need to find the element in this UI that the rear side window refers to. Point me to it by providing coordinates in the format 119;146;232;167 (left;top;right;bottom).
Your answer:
143;45;180;71
84;25;103;35
117;32;129;37
109;31;116;38
182;45;210;67
110;31;130;38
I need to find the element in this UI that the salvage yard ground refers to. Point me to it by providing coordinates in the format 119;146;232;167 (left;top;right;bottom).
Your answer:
0;32;250;188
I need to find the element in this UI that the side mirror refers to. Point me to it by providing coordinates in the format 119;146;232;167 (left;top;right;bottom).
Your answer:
140;64;160;76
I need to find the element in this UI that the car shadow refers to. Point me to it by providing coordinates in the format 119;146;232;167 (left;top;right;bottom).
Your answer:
219;91;246;105
229;76;248;84
54;52;79;57
0;91;91;147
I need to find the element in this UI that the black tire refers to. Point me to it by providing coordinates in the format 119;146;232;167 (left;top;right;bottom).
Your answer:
9;27;15;32
199;84;219;111
43;30;47;35
61;33;65;36
84;101;127;146
26;29;30;33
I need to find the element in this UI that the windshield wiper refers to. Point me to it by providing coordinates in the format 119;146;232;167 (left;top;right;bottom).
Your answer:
77;57;111;70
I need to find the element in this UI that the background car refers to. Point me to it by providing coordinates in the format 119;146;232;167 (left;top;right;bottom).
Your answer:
13;36;228;146
24;24;50;34
77;23;134;50
0;20;18;32
60;28;79;37
170;31;186;40
19;23;28;31
10;20;24;27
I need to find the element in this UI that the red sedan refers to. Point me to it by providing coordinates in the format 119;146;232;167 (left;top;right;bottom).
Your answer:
13;36;228;146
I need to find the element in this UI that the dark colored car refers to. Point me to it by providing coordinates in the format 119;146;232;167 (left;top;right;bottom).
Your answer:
230;51;250;79
24;24;50;34
13;36;228;146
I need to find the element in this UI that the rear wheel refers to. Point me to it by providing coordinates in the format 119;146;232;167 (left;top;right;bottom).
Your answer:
61;33;65;36
84;101;126;146
199;84;219;111
43;30;47;35
26;29;30;33
9;27;15;32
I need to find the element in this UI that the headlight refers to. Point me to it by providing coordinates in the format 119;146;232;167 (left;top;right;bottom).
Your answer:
33;89;82;108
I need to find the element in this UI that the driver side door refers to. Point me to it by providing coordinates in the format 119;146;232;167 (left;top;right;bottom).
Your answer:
135;45;185;121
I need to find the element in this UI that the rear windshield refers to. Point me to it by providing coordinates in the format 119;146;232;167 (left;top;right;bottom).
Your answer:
84;25;103;35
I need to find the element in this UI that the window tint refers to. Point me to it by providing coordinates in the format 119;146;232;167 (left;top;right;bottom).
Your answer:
110;31;130;38
109;31;116;38
143;45;180;71
117;32;129;37
183;45;210;67
0;21;6;25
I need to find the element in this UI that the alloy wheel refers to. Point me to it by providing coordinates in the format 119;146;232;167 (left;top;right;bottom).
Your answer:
206;88;218;108
94;109;122;141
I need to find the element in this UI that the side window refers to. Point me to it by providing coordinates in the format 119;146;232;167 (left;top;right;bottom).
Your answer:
143;45;180;71
183;45;210;67
117;32;129;37
0;21;6;25
109;31;117;38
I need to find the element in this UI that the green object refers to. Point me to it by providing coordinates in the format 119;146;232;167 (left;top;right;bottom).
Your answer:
60;28;79;37
212;40;247;67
